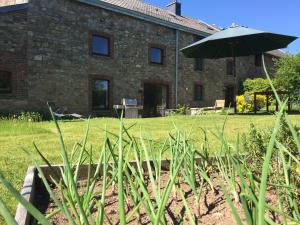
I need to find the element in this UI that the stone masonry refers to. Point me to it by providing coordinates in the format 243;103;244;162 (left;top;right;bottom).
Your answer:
0;0;278;116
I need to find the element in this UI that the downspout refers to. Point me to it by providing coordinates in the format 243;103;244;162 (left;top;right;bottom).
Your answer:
175;30;179;108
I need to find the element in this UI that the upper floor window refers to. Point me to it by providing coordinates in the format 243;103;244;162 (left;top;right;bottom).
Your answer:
255;54;262;67
91;34;111;57
149;45;165;65
226;59;234;75
194;84;203;101
194;58;203;71
92;79;110;110
0;71;12;94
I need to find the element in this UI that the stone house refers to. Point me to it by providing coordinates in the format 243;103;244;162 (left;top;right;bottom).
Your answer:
0;0;283;116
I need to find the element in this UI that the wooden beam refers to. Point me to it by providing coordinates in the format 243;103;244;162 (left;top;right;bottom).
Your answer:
266;93;269;112
254;93;257;114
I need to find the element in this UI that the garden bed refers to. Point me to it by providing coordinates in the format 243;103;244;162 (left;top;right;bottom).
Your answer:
15;160;280;225
35;173;241;225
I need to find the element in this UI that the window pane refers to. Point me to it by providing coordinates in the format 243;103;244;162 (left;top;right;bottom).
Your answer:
150;48;163;64
0;71;12;94
92;80;109;110
92;35;109;56
194;58;203;71
226;60;233;75
194;85;203;101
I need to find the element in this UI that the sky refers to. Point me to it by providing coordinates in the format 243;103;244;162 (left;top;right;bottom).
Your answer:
146;0;300;54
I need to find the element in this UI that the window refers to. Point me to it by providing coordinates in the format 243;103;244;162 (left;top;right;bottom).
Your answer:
149;47;164;64
91;34;111;57
0;71;12;94
194;84;203;101
194;58;203;71
92;79;109;110
226;59;233;75
255;54;262;67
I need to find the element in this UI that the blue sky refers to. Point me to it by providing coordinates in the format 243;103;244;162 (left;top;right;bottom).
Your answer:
146;0;300;54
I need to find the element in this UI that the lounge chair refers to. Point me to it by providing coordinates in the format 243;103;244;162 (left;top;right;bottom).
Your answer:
213;100;225;110
190;100;225;115
47;102;83;119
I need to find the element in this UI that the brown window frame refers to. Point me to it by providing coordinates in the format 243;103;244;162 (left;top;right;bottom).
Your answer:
0;70;13;95
194;84;204;101
90;32;113;58
226;59;234;75
148;44;166;65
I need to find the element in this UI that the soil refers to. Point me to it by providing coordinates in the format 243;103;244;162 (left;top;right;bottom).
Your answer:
34;172;279;225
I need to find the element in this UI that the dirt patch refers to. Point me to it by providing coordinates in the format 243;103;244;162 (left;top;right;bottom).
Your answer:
34;172;279;225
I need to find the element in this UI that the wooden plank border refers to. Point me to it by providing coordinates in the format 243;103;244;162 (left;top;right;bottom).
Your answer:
15;166;36;225
15;156;223;224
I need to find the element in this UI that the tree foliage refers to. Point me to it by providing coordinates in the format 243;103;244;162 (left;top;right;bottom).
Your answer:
274;53;300;98
242;78;271;94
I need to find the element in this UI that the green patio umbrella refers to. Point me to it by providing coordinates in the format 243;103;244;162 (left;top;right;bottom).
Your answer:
181;25;297;111
181;25;297;59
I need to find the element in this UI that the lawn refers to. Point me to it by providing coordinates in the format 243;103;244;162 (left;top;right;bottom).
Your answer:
1;113;300;224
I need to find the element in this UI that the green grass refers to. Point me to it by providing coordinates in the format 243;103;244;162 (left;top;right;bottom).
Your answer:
1;113;300;224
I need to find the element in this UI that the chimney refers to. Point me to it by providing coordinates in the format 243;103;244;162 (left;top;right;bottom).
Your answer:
167;1;181;16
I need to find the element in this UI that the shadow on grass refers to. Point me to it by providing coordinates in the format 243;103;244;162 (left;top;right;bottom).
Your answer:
233;111;300;116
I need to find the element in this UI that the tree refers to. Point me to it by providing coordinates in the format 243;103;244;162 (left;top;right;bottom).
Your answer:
242;78;271;94
274;53;300;98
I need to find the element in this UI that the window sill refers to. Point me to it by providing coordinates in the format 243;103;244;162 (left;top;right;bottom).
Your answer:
90;54;113;60
149;62;166;67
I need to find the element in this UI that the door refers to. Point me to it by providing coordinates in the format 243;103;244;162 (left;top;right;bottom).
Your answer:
143;83;168;117
225;86;235;107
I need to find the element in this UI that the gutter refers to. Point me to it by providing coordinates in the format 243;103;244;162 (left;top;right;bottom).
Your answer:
76;0;211;37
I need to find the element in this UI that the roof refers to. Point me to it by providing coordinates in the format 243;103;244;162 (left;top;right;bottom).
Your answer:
77;0;218;36
0;3;28;13
0;0;28;7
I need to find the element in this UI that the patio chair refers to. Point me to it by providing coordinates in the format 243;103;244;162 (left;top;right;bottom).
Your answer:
190;100;225;115
47;102;83;119
214;100;225;110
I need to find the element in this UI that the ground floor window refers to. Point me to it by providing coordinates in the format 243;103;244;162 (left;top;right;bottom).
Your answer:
0;71;12;94
194;84;203;101
92;79;109;110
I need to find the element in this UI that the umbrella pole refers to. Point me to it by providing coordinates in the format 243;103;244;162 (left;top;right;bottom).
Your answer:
233;56;237;113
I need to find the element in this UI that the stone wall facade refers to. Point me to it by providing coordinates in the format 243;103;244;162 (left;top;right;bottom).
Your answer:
0;6;28;113
0;0;277;115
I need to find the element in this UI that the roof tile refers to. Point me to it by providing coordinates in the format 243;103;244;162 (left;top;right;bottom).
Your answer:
99;0;218;34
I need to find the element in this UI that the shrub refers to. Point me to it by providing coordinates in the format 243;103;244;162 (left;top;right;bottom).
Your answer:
0;112;43;122
175;104;190;115
242;116;300;176
236;94;266;113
